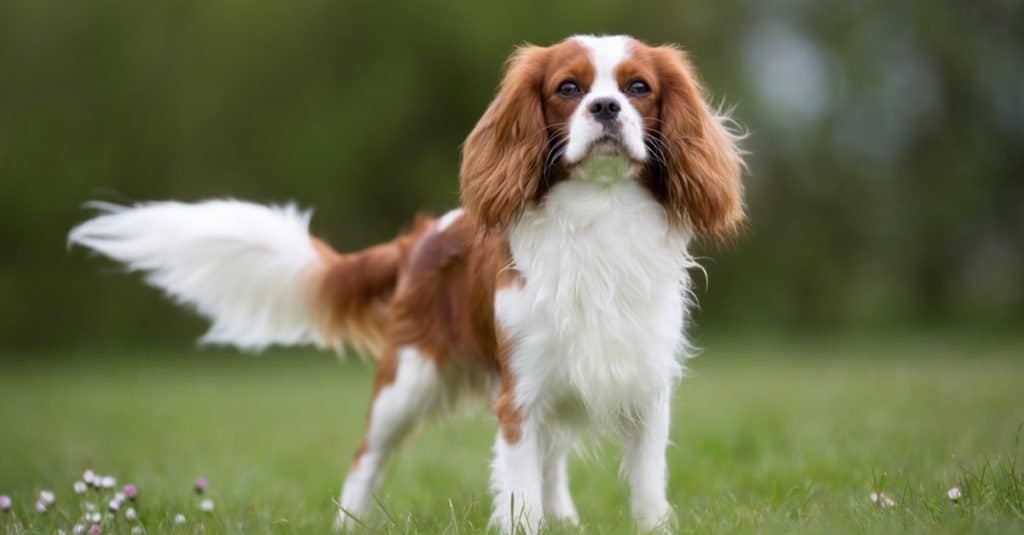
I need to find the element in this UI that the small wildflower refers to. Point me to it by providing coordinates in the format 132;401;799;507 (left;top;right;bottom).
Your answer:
108;498;121;512
83;470;96;486
199;499;214;513
870;491;896;507
74;481;88;494
174;513;186;524
57;530;67;535
40;490;56;505
948;486;962;502
194;478;207;495
0;495;10;512
124;506;137;520
87;524;102;535
122;484;138;501
84;501;97;512
88;512;102;523
100;476;116;489
114;492;126;502
73;524;86;535
35;499;48;513
130;527;144;535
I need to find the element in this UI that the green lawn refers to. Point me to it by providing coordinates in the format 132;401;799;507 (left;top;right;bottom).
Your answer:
1;335;1022;534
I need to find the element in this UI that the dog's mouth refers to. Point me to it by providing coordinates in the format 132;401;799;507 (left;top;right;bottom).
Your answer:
588;134;625;156
569;133;643;184
585;133;646;166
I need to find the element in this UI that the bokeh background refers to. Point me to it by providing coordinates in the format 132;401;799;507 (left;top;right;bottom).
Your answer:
1;1;1022;350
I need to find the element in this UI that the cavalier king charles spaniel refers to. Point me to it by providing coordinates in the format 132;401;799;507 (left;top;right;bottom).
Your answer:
70;34;745;532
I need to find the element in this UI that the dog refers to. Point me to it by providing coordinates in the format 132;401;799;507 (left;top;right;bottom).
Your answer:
70;34;745;532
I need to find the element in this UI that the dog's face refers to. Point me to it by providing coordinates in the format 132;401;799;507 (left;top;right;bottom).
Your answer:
460;34;745;241
551;35;650;165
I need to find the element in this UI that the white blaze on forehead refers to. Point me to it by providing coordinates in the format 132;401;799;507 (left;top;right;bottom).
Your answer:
573;35;632;92
564;35;647;164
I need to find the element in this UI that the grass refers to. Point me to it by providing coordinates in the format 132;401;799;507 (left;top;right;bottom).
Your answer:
1;334;1022;534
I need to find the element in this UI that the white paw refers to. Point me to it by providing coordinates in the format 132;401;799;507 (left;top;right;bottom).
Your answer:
333;509;365;532
634;500;676;533
550;505;579;526
559;511;580;525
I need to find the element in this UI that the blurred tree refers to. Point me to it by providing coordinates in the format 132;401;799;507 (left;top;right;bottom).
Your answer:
0;0;1020;351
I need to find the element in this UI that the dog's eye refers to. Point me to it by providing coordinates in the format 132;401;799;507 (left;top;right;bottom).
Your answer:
626;80;651;97
556;81;582;98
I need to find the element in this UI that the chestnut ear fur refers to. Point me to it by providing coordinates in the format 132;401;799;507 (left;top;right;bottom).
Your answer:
651;45;746;242
460;42;746;241
459;46;550;231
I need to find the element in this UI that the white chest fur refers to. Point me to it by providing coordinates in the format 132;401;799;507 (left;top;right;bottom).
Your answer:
495;170;695;429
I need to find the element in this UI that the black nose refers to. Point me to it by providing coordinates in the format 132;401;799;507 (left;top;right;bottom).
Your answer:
588;98;620;123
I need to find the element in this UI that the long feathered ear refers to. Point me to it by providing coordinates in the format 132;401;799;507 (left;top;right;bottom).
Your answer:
652;46;746;242
460;45;549;230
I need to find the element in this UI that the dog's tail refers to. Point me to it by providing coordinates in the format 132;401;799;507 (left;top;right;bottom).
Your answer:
68;199;425;357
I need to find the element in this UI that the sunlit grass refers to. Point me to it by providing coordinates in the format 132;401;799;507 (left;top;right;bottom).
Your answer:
0;335;1021;533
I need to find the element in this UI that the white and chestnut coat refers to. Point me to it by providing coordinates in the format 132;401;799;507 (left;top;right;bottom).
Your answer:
70;34;745;533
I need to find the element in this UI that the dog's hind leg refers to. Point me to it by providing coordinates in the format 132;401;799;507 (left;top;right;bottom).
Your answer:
335;345;441;530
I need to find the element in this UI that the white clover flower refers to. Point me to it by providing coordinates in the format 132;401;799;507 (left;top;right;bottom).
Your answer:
870;491;896;507
114;492;126;502
74;481;88;494
130;527;144;535
73;524;86;535
83;470;96;486
108;498;121;512
100;476;116;489
88;512;102;523
0;495;10;512
40;490;56;505
35;500;48;513
84;501;97;512
947;486;962;502
174;513;186;524
199;499;214;513
125;507;137;520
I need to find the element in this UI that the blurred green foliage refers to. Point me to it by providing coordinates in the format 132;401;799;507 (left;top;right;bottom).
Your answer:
1;1;1021;351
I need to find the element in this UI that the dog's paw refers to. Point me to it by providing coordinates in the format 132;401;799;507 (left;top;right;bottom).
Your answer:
634;500;676;533
333;509;363;532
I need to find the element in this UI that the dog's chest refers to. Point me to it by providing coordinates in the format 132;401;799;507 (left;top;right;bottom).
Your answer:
495;178;691;425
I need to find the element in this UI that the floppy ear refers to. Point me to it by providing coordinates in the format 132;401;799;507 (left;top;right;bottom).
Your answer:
652;46;745;242
460;45;549;230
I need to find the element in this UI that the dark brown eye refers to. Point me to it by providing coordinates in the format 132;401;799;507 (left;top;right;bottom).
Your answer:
626;80;651;96
557;81;582;98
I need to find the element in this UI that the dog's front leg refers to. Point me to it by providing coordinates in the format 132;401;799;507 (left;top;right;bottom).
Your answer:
541;444;578;524
621;392;675;532
489;422;545;534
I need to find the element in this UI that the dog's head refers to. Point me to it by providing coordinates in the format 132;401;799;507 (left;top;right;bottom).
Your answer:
460;35;745;242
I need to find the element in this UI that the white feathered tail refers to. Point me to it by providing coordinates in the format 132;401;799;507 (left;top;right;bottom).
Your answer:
69;199;407;355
